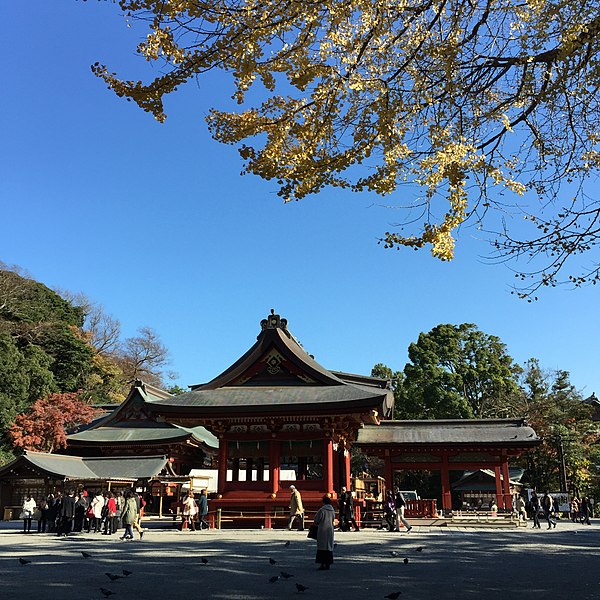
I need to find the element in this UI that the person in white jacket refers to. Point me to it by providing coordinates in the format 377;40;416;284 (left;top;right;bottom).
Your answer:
88;491;105;533
22;495;36;533
313;496;336;570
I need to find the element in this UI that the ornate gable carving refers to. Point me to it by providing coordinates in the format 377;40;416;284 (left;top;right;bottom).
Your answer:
231;348;318;386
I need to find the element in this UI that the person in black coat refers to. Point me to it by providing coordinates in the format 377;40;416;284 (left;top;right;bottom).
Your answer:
47;492;61;533
530;491;541;529
580;496;592;525
338;487;360;531
58;489;76;536
73;491;88;532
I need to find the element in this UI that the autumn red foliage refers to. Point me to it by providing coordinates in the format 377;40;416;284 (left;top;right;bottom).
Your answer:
8;392;99;452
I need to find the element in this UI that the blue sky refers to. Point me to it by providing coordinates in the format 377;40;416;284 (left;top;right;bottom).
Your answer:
1;1;598;396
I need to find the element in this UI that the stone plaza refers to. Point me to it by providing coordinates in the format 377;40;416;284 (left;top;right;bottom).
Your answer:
1;519;598;600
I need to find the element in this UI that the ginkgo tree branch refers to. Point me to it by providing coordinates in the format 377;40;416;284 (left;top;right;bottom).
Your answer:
94;0;600;297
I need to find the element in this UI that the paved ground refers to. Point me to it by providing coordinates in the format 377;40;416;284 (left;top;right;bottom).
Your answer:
1;519;599;600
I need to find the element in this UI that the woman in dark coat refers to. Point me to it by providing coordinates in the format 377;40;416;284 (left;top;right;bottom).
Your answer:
73;492;88;532
314;496;335;570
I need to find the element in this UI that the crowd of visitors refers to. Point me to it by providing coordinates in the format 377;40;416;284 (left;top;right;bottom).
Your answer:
568;495;592;525
21;488;147;539
524;491;593;528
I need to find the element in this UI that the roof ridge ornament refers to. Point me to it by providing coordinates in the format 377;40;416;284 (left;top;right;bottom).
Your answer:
261;309;288;332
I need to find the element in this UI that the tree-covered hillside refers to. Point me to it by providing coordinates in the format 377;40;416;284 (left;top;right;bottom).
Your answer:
0;266;173;464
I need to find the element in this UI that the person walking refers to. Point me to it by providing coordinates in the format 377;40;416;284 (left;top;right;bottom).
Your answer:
571;496;580;522
542;491;556;529
530;491;541;529
314;495;335;570
580;496;591;525
132;491;146;539
197;489;209;530
338;487;360;532
515;495;527;523
381;491;396;531
21;494;36;533
394;490;413;533
120;491;138;540
183;491;198;531
288;485;304;531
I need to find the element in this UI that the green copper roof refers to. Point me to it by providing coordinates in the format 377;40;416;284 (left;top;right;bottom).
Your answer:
0;451;169;480
68;424;218;448
356;419;540;446
150;384;390;414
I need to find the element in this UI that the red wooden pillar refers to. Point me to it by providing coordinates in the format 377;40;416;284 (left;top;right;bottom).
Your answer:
494;466;503;509
270;441;280;496
217;440;227;495
440;456;452;514
384;452;393;494
344;448;351;490
324;439;334;495
332;446;340;492
501;458;512;510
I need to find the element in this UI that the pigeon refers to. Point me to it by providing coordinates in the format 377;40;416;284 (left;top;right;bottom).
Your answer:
269;558;277;565
201;558;209;564
280;571;293;579
105;573;123;581
100;589;116;597
18;558;31;566
122;569;133;577
296;583;309;592
269;575;280;583
415;547;423;552
284;541;291;547
403;558;409;564
81;551;93;559
384;593;402;600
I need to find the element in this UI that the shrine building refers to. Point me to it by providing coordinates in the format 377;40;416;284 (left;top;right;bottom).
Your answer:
0;310;540;526
139;310;394;526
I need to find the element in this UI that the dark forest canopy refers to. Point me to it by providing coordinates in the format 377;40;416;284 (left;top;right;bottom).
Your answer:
371;324;599;496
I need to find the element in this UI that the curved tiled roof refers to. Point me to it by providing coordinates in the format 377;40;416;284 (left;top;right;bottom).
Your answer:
356;419;540;446
151;384;390;414
0;451;169;480
159;312;394;417
68;424;218;448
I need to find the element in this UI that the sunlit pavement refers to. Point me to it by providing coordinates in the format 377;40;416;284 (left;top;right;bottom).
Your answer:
1;520;598;599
